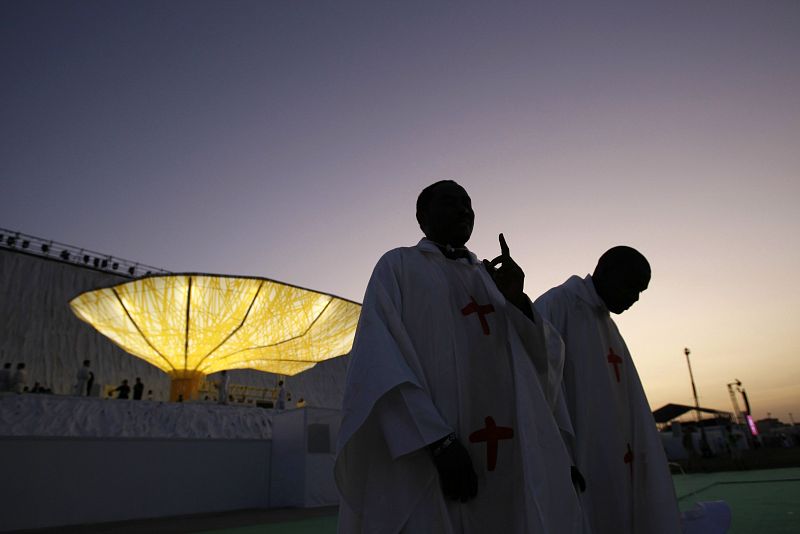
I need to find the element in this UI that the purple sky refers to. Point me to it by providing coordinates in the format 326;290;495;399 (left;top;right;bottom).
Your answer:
3;1;799;420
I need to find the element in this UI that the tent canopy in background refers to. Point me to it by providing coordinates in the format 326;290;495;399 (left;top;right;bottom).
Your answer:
69;274;361;377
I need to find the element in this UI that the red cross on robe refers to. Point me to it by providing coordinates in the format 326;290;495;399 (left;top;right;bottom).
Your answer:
607;348;623;383
623;442;634;480
461;296;495;335
469;416;514;471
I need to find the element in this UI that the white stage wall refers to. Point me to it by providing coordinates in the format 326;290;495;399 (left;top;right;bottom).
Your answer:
0;436;271;532
0;394;273;439
0;249;169;397
0;397;342;531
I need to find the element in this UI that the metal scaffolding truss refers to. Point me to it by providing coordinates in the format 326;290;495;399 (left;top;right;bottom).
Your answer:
0;226;167;278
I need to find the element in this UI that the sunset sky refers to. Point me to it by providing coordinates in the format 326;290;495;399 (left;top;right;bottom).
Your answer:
3;1;798;420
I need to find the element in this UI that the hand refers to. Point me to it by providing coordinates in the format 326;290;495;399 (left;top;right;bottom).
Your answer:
571;465;586;493
431;438;478;502
483;233;529;313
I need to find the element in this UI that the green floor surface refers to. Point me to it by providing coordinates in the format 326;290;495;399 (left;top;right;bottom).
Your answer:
200;468;800;533
673;467;800;533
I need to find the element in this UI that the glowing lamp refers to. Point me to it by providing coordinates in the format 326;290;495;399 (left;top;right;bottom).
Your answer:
746;414;759;436
70;274;361;401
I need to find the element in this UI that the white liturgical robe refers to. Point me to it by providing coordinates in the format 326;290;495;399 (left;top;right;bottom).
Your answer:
535;275;681;534
335;240;581;534
75;366;90;396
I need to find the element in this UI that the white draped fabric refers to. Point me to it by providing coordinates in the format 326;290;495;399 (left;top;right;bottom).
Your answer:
535;275;681;534
335;240;581;533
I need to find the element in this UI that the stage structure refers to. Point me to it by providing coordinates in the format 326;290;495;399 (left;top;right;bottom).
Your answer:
70;274;361;401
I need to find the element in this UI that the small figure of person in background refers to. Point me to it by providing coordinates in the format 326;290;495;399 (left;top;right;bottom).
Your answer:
295;397;306;408
217;371;229;405
86;371;95;396
12;363;27;394
133;377;144;400
74;360;91;396
114;379;131;399
146;389;154;401
276;380;287;410
0;362;12;392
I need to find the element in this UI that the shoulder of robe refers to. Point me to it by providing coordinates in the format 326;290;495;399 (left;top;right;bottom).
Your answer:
376;246;418;265
375;246;434;273
371;248;409;275
536;285;575;329
537;283;574;308
366;248;428;295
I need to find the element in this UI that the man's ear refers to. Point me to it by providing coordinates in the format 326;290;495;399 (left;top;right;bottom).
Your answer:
416;210;428;234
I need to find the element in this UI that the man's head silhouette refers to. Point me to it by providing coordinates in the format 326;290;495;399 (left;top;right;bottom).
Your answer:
416;180;474;248
592;246;650;314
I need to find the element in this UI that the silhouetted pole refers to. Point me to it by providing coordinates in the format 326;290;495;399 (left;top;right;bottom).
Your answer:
735;381;757;448
741;387;753;417
726;379;743;424
684;348;701;421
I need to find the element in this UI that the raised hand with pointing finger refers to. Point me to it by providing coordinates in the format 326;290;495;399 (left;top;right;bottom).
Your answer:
483;233;534;320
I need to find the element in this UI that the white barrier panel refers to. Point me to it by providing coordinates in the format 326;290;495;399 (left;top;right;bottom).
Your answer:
0;437;271;531
269;407;341;508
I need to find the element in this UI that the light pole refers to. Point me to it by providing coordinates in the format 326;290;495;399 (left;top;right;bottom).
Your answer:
684;348;702;422
727;379;743;424
732;380;758;448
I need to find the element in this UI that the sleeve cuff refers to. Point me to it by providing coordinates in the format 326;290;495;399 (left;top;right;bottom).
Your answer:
375;384;452;459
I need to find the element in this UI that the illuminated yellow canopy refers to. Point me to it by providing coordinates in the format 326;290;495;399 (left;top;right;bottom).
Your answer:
69;274;361;376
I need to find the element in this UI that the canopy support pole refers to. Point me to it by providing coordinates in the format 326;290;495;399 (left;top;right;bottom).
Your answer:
169;370;205;402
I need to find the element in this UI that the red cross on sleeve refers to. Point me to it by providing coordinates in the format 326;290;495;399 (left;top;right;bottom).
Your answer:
624;442;634;480
607;348;623;383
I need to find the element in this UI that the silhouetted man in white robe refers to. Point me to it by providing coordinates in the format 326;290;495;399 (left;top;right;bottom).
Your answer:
74;360;91;396
336;181;581;533
217;370;229;405
534;247;681;534
0;363;11;392
12;363;27;394
276;380;287;410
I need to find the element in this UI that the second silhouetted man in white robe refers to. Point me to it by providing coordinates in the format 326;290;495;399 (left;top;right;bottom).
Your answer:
535;247;681;534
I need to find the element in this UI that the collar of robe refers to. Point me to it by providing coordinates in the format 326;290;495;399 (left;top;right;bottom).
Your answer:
418;238;478;264
565;274;609;314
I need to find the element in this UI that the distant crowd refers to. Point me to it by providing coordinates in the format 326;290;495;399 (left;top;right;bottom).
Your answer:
0;359;152;400
0;361;303;407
